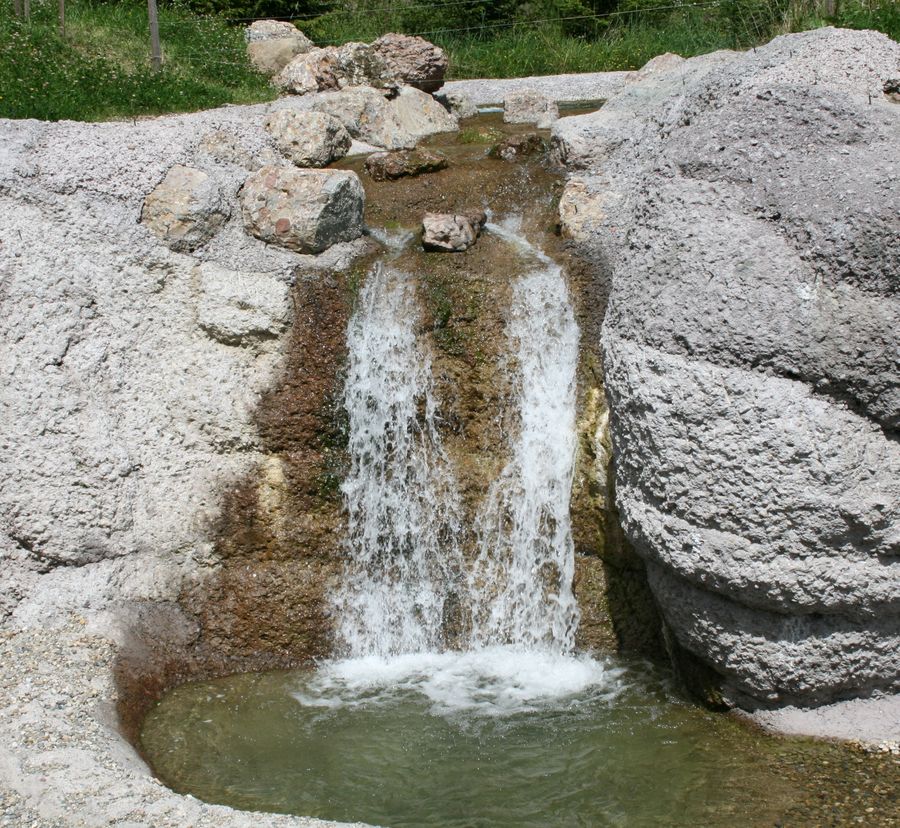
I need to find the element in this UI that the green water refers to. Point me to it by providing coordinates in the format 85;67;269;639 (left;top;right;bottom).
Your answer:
140;649;804;828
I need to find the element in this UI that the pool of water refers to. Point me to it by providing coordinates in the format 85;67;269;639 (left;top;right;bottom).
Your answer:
141;648;802;827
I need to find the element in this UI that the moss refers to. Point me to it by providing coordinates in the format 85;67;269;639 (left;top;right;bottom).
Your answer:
458;126;505;144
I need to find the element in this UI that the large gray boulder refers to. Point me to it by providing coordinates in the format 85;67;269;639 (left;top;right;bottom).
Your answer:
310;85;457;150
240;165;365;253
369;32;448;92
554;27;900;710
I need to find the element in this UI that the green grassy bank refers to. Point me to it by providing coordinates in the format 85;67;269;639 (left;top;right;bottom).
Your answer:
1;0;897;121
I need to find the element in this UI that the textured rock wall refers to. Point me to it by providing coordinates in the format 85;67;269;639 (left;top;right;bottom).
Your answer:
0;99;366;646
554;27;900;708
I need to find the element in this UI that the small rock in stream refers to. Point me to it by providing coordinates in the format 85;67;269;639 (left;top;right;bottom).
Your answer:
422;210;486;252
489;133;547;161
365;149;449;181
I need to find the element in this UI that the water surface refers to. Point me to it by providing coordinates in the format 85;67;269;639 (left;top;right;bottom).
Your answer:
142;649;800;827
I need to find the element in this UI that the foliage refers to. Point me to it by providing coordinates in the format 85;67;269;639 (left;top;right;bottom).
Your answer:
0;0;274;121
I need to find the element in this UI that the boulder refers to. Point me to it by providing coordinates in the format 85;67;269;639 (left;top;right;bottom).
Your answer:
365;149;448;181
434;90;478;120
197;263;291;346
554;28;900;709
503;89;558;129
489;133;546;161
264;110;351;168
390;85;459;144
275;34;447;95
245;20;311;43
245;20;313;76
369;32;448;92
140;164;229;252
273;47;343;95
240;165;364;254
311;86;410;149
422;210;486;252
311;86;457;151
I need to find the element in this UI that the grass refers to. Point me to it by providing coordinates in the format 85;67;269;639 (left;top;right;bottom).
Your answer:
0;0;274;121
1;0;896;121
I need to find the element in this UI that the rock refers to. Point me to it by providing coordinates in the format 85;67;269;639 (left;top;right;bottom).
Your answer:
275;34;447;95
365;148;448;181
885;77;900;102
369;32;448;92
556;28;900;709
240;164;364;254
422;210;486;252
264;110;351;168
140;164;229;252
245;20;313;76
434;90;478;119
245;19;311;44
503;89;558;128
273;47;343;95
197;263;291;346
311;85;457;150
390;85;459;144
311;86;410;149
248;40;306;75
489;133;546;161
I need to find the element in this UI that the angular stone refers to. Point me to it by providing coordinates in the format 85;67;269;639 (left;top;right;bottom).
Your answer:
311;86;411;149
140;165;229;252
274;34;447;96
197;263;291;346
390;85;459;144
636;51;685;78
274;47;343;95
365;149;448;181
503;89;559;129
488;133;546;162
265;110;351;168
240;165;364;254
369;33;448;92
422;210;486;252
434;90;477;120
248;39;307;75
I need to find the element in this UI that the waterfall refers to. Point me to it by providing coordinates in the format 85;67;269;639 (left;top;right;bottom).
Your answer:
467;255;581;651
335;221;580;659
335;263;465;657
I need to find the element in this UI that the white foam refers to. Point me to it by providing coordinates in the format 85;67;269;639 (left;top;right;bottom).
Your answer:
293;647;623;718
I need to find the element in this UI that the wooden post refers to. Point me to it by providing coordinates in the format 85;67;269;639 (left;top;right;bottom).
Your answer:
23;0;30;22
147;0;162;72
13;0;23;18
59;0;65;37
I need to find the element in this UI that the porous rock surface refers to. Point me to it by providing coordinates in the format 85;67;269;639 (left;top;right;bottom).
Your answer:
555;27;900;710
369;32;448;92
265;109;352;167
0;96;370;827
422;210;486;252
240;165;365;253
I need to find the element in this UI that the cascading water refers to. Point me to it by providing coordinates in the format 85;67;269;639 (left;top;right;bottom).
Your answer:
335;262;465;657
316;218;603;713
468;221;580;652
